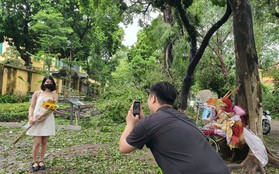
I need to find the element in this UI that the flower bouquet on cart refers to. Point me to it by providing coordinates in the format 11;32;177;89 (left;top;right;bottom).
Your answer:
12;99;57;145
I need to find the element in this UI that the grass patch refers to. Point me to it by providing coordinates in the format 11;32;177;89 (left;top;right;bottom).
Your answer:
0;109;278;173
0;116;158;173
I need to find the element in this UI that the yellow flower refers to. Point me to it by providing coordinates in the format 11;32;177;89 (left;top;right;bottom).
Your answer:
42;99;57;111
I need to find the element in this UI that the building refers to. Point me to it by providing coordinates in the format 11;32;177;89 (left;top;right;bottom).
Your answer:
0;41;98;98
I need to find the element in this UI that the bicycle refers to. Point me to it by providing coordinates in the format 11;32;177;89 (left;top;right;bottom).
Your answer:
195;100;249;161
195;101;227;155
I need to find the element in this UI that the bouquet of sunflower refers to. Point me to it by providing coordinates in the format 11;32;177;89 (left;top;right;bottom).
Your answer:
12;99;57;145
42;99;57;111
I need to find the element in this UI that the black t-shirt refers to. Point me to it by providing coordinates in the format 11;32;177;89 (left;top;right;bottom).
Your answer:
126;106;229;174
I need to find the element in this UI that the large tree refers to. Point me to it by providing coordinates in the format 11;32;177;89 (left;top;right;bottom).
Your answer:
0;0;124;73
0;0;42;68
121;0;232;110
76;0;126;87
0;0;125;96
228;0;279;173
123;0;279;172
30;7;73;73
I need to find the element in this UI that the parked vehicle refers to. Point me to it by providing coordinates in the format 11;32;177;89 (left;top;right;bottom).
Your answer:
262;110;271;135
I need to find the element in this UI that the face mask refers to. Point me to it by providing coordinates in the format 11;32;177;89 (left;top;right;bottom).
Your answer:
44;84;54;89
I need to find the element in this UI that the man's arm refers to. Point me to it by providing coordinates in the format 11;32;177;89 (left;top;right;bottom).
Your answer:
119;124;136;153
119;104;143;153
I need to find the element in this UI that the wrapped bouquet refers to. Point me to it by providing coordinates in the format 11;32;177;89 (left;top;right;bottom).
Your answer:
12;99;57;145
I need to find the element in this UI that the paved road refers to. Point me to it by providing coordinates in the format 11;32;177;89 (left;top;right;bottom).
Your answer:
271;119;279;135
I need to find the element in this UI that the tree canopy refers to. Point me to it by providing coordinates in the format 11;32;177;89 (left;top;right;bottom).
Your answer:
0;0;125;82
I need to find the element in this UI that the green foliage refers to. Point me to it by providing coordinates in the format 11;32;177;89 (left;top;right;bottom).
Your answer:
263;90;279;119
0;102;29;121
195;59;235;97
29;6;73;73
0;93;29;104
30;8;73;50
273;67;279;90
210;0;226;6
96;89;146;123
96;59;152;123
171;37;190;86
251;0;279;73
0;0;44;65
262;68;279;119
75;0;124;86
97;24;171;122
87;52;120;89
0;0;124;72
0;46;25;67
0;99;79;122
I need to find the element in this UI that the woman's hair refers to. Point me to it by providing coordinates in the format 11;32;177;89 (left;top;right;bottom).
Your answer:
149;82;177;105
40;76;57;91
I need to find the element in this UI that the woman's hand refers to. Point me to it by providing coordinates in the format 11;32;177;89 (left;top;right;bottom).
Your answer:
29;117;36;126
29;115;40;125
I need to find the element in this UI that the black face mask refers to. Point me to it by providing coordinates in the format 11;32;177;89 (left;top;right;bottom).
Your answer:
44;84;54;89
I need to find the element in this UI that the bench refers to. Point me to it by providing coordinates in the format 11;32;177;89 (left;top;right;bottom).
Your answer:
67;98;85;126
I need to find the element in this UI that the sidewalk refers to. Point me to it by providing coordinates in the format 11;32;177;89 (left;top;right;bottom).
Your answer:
0;122;81;130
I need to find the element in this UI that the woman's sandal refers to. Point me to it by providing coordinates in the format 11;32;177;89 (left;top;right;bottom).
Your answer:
38;161;46;170
31;162;40;172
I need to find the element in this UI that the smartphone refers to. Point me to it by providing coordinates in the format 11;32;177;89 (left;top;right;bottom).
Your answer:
133;101;141;116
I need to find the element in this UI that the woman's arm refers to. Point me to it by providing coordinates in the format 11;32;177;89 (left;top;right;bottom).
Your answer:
34;111;52;123
28;91;39;124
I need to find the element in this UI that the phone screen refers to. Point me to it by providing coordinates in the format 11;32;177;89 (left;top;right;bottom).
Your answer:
133;101;140;116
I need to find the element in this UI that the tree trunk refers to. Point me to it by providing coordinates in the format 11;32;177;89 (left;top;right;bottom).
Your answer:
163;5;174;82
229;0;262;135
177;0;232;111
228;0;279;172
14;43;32;68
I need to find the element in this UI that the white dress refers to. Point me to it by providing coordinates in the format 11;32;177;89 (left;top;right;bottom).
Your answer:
26;94;56;136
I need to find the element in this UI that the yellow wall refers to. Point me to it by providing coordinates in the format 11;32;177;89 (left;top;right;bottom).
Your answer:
0;64;62;95
30;73;62;92
30;58;60;71
31;73;43;91
2;66;29;95
1;41;93;96
32;59;45;70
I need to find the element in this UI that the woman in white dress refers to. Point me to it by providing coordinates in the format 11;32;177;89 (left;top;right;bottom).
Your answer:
26;76;58;172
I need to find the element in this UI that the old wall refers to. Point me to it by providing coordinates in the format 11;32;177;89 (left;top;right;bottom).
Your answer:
0;64;62;95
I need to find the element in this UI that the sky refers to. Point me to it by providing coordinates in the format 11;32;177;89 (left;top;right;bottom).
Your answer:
120;12;159;47
120;18;141;47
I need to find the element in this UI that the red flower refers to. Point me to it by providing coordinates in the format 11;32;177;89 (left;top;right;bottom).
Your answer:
231;136;239;144
232;121;243;137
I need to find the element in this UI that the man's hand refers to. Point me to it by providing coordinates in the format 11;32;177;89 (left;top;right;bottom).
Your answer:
126;104;143;126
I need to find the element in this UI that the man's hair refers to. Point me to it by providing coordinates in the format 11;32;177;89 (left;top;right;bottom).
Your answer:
149;82;177;105
41;76;57;91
